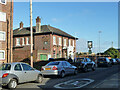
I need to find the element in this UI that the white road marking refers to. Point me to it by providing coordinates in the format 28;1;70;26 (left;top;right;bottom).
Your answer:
54;78;94;89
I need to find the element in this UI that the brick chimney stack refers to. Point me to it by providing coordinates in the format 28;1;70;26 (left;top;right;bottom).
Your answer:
36;16;41;33
20;22;23;29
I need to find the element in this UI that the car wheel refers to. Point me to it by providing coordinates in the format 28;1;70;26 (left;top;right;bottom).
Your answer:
74;69;78;75
8;79;17;89
60;71;65;78
83;66;88;72
92;65;95;71
36;74;43;83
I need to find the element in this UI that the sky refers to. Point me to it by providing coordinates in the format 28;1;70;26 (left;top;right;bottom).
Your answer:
13;2;118;53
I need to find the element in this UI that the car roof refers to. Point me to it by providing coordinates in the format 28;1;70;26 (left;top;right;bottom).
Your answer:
3;62;28;65
49;61;66;63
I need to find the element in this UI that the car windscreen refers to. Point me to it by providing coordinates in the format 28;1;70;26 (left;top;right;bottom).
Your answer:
46;62;60;66
0;64;11;70
77;58;84;62
98;58;106;62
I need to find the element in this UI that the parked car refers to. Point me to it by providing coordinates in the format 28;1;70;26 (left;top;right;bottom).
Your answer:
110;59;117;65
0;62;43;89
71;58;96;72
97;57;112;67
115;58;120;64
41;61;77;78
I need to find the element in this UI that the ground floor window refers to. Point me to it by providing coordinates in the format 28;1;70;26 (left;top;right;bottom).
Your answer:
0;50;5;60
40;54;47;61
53;50;56;58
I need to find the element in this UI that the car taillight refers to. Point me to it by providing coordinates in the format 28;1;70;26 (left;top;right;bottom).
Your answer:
41;67;44;71
52;66;57;70
2;73;9;78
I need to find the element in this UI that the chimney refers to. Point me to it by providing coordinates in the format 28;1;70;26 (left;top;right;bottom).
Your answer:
20;22;23;29
36;16;41;33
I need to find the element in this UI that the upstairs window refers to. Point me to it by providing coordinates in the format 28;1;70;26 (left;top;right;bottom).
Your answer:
73;40;74;47
16;38;20;46
0;12;6;22
0;0;6;5
53;36;56;45
0;31;5;41
69;39;71;46
22;38;25;45
59;37;62;46
26;37;30;45
64;39;66;46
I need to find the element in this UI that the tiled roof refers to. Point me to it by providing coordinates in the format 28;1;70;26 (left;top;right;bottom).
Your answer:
13;25;76;39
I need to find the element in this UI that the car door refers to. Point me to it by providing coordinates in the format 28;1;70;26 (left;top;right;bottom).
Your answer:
86;58;92;69
21;63;38;82
62;62;69;74
13;64;26;83
66;62;74;74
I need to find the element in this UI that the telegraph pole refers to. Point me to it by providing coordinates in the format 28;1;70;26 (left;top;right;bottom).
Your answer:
30;0;33;67
98;31;102;57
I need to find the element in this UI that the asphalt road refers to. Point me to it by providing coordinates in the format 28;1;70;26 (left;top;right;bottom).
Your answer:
2;64;120;89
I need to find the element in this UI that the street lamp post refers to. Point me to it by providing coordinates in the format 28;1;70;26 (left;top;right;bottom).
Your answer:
30;0;33;67
98;31;102;57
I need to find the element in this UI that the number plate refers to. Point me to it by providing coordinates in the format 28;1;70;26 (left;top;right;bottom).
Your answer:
100;62;103;63
45;68;51;70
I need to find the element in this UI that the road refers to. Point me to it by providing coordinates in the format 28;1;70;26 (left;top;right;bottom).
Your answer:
2;64;120;89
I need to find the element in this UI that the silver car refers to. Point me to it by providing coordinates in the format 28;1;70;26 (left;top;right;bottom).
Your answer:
41;61;78;78
0;62;43;89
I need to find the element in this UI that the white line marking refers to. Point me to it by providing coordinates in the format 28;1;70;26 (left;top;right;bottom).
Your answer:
54;78;94;89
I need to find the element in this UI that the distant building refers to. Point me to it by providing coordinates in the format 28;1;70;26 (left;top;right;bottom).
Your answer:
13;16;78;62
0;0;13;63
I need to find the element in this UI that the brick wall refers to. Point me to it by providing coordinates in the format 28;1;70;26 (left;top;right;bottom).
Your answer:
0;0;13;63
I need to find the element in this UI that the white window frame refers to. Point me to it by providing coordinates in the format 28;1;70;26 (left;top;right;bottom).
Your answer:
16;38;21;46
0;0;6;5
64;39;67;46
69;39;71;46
0;31;5;41
53;36;56;45
59;37;61;46
26;37;30;45
73;40;74;47
22;38;25;46
0;50;5;60
0;12;6;22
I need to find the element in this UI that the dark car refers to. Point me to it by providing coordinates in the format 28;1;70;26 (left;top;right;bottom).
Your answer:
110;59;117;65
71;58;96;72
97;57;112;67
115;58;120;64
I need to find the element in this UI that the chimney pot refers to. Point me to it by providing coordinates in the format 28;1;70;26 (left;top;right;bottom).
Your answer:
20;22;23;29
36;16;41;33
36;16;41;23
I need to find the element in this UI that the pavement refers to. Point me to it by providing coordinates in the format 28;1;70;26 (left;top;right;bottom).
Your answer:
94;72;120;88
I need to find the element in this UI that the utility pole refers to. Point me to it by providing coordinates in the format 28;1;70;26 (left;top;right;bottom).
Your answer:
98;31;102;57
30;0;33;67
112;41;113;48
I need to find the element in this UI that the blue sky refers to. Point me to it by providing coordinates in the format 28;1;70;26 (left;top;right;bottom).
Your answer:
13;2;118;53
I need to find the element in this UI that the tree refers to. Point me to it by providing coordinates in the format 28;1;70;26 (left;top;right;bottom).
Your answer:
104;47;119;58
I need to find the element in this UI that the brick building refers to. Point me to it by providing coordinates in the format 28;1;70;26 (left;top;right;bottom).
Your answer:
13;16;78;62
0;0;13;63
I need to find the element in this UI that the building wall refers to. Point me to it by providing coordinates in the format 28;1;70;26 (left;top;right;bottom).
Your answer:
0;0;13;63
34;34;51;61
13;33;77;62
